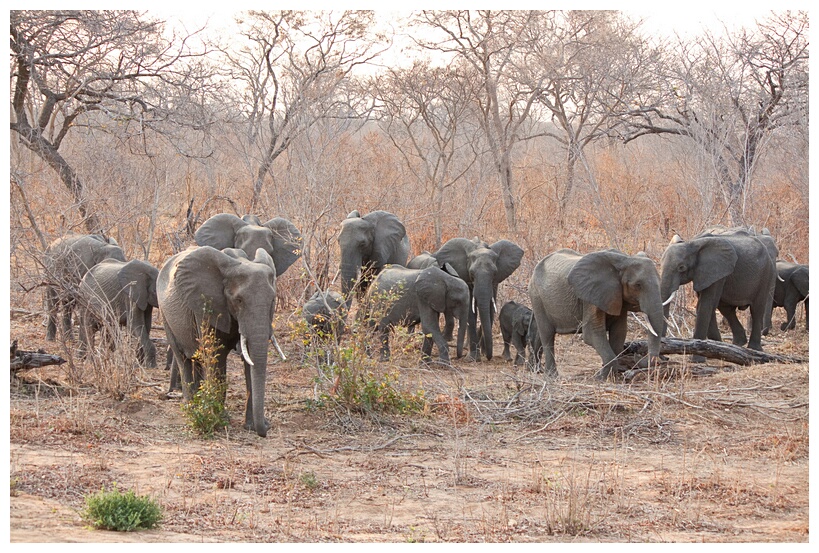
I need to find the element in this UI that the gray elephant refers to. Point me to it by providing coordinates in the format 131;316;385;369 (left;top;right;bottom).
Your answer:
77;258;159;367
698;226;779;338
158;246;283;437
302;290;348;342
338;210;411;307
499;301;538;367
773;261;809;331
528;249;664;379
660;230;776;360
362;265;469;364
407;252;438;269
430;237;524;361
194;213;302;277
44;234;127;341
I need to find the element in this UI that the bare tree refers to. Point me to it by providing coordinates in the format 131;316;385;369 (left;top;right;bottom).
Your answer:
372;60;480;248
224;10;388;211
10;10;212;235
414;10;548;233
613;11;809;225
523;11;651;227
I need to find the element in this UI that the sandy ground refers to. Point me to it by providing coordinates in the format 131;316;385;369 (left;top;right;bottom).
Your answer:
7;302;810;543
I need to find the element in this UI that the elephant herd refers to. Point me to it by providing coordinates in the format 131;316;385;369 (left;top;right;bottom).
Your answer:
41;211;808;438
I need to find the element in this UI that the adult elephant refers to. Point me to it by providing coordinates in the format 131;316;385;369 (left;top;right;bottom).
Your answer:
431;237;524;361
77;258;159;367
44;234;127;341
158;246;282;437
194;213;302;277
407;252;438;269
337;210;410;307
660;231;776;360
363;265;469;364
773;261;809;331
528;249;664;379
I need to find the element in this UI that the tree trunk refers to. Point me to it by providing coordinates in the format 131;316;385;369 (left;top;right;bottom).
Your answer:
624;338;805;365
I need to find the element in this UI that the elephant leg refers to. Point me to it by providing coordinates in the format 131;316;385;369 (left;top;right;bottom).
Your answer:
379;321;392;362
443;313;455;342
607;314;628;357
77;310;91;359
706;310;723;341
420;305;450;364
466;304;480;361
46;286;59;341
511;332;526;366
61;298;75;342
804;298;809;331
692;285;724;363
782;290;799;331
582;308;618;380
747;301;766;352
129;307;157;368
718;305;747;346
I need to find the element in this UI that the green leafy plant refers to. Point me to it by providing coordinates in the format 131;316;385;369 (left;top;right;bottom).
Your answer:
81;485;162;532
180;318;229;437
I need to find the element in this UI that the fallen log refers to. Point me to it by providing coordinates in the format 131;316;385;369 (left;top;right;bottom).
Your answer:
10;340;67;372
623;338;806;365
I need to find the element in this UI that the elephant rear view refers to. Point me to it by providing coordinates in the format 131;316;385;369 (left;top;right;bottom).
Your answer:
528;249;664;379
338;210;410;307
158;246;282;438
77;258;159;367
499;301;537;367
44;234;127;341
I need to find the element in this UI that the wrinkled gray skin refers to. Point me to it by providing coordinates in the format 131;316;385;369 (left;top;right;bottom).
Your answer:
303;290;348;342
773;261;809;331
529;249;664;379
158;246;280;437
698;226;779;340
44;234;127;341
430;237;524;361
77;258;159;367
660;231;776;361
338;210;410;308
194;213;302;277
363;265;469;364
499;301;538;367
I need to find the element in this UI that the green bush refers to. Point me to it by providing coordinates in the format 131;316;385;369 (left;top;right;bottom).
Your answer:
180;321;229;437
81;485;162;532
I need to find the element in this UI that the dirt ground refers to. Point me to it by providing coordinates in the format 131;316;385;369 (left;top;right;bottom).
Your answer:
7;295;810;543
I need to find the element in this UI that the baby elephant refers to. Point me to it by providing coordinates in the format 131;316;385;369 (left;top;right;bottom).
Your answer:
302;290;347;342
363;265;469;364
77;258;160;367
499;301;539;367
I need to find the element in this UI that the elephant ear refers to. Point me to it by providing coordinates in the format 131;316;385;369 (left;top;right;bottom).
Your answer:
263;217;302;276
370;212;407;268
174;247;239;334
195;213;247;250
692;237;738;293
793;266;809;296
568;251;625;316
490;240;524;284
118;259;157;311
416;268;447;313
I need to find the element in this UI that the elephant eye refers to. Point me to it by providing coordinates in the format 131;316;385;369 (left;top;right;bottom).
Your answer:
677;263;686;273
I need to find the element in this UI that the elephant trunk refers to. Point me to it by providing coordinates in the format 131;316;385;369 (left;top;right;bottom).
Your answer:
660;274;680;336
473;276;494;360
642;302;665;363
340;255;363;307
247;338;269;438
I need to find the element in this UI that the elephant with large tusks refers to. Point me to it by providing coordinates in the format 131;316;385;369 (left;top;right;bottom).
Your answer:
660;229;776;361
43;233;127;342
77;258;160;367
429;237;524;361
528;249;664;379
362;264;470;364
337;210;411;308
773;260;809;332
158;245;284;437
194;213;303;277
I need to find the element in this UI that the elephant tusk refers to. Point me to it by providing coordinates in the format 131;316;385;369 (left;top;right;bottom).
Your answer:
662;291;677;306
472;296;476;314
241;335;254;366
492;297;497;315
778;274;785;282
646;317;660;337
271;333;287;361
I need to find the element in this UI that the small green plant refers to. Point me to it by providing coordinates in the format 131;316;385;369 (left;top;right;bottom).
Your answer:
180;319;229;437
300;471;319;490
81;485;163;532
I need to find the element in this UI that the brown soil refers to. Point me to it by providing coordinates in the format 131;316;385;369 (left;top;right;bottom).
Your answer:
8;300;809;543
